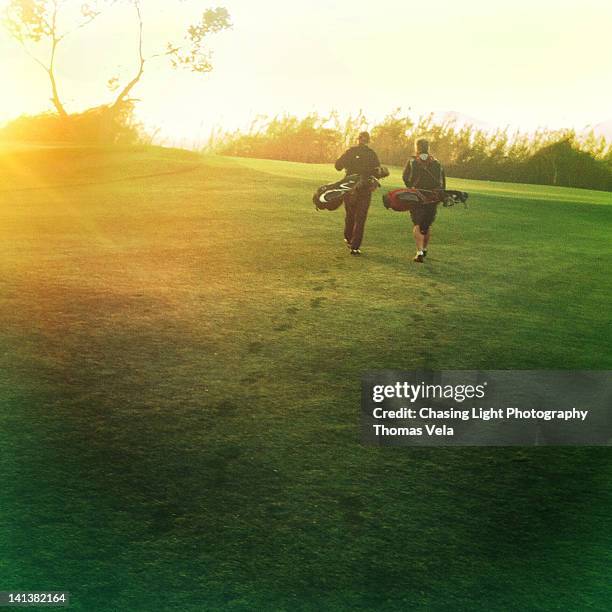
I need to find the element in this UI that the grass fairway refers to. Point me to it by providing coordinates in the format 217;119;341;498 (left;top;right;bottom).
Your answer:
1;145;611;611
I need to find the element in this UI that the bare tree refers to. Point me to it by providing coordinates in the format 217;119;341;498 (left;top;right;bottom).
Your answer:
3;1;232;117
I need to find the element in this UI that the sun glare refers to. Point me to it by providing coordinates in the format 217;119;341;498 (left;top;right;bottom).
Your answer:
0;0;611;140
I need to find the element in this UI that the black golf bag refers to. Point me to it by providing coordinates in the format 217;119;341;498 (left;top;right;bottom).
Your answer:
313;166;389;211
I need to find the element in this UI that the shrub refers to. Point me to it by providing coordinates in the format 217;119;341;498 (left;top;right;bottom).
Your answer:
0;101;146;145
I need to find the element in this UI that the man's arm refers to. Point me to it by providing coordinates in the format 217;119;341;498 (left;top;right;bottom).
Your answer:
371;149;381;170
403;160;414;187
363;149;382;177
440;166;446;189
335;149;349;171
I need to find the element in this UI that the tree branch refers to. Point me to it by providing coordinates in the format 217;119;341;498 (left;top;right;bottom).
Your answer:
48;0;67;115
111;0;145;110
58;0;120;41
15;37;48;72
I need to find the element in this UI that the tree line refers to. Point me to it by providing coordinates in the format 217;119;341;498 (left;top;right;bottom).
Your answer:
207;111;612;191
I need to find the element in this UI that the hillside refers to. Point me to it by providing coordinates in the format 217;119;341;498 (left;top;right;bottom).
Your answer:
1;147;611;611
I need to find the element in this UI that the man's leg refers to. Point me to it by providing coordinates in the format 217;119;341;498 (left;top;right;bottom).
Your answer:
412;224;425;252
344;195;356;244
410;206;426;256
411;205;436;262
421;205;437;256
349;190;372;251
421;227;431;256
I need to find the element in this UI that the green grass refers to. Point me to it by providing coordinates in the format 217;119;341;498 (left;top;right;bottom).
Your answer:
1;146;611;611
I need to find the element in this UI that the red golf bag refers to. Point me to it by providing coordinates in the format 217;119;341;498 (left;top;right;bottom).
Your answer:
383;188;468;211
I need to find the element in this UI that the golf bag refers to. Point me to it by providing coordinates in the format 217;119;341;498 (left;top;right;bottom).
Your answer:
383;188;469;211
313;167;390;211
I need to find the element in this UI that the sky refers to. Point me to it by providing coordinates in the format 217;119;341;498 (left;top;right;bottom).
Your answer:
1;0;611;144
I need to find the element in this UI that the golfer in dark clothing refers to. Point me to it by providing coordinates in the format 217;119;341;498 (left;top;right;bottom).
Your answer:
335;131;381;255
403;138;446;263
